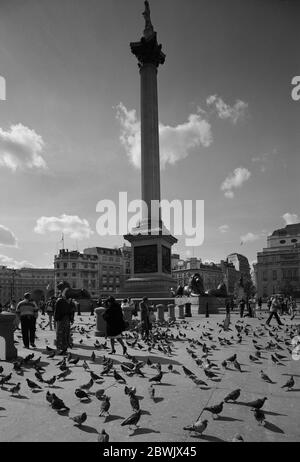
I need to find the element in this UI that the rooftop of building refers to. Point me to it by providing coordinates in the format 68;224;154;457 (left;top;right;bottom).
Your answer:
271;223;300;237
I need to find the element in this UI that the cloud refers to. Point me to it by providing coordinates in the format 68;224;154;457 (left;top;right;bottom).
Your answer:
0;254;34;269
116;103;213;169
283;213;299;225
34;214;94;240
0;225;17;247
206;95;248;124
0;123;46;172
240;232;261;244
219;224;229;233
221;167;251;198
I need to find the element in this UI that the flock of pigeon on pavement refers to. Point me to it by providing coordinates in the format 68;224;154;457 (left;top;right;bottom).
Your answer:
0;311;299;442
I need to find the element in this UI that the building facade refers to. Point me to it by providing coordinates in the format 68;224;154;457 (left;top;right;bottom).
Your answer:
0;266;54;305
226;253;251;283
255;223;300;299
54;246;130;299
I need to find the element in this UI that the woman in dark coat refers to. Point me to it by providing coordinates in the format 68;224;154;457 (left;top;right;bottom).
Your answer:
102;296;127;355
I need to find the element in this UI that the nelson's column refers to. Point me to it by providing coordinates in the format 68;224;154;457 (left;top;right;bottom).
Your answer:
123;1;177;299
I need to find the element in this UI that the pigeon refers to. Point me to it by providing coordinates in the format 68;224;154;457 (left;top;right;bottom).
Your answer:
57;368;72;380
203;401;224;419
91;351;96;362
95;389;106;401
35;371;45;383
260;370;274;383
253;408;266;425
0;366;4;375
249;354;258;362
149;370;163;383
124;385;136;395
248;397;267;410
70;412;87;426
0;372;12;387
121;409;141;429
113;369;126;384
221;360;228;369
47;351;56;359
46;391;54;405
80;378;94;391
204;369;218;379
75;388;90;400
129;391;140;412
44;376;56;387
69;356;80;365
99;396;111;416
51;394;70;411
26;378;42;390
10;382;21;395
233;359;242;373
149;384;155;400
98;429;109;442
224;389;241;403
182;366;194;377
281;376;295;391
232;434;244;442
226;354;237;362
90;371;102;381
183;418;208;436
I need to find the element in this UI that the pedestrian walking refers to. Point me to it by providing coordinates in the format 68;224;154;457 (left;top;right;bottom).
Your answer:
139;297;152;340
16;293;39;348
266;295;284;326
102;296;127;355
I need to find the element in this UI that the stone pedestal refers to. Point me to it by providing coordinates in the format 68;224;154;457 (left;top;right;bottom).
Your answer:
0;313;17;360
94;307;107;337
168;303;176;321
157;304;165;322
178;304;185;319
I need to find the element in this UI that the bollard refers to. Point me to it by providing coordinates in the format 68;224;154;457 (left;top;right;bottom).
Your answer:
157;304;165;322
185;302;192;317
0;313;17;360
178;304;185;319
206;302;209;318
168;303;176;322
94;307;107;337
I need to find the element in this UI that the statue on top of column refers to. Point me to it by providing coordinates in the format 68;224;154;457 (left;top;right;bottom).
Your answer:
143;1;154;38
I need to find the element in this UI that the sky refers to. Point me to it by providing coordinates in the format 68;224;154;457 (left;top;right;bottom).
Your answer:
0;0;299;269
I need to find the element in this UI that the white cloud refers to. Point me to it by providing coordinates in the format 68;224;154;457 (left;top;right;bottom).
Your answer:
116;102;213;169
206;95;248;124
221;167;251;198
283;213;299;225
219;224;229;233
0;254;34;269
0;225;17;247
240;232;260;244
34;214;94;240
0;123;46;172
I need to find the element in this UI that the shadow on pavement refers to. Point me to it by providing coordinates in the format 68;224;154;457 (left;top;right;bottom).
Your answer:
264;421;285;434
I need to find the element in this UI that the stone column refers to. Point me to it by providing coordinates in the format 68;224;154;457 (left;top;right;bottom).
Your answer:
0;313;17;360
140;62;161;224
157;304;165;322
168;303;176;321
185;302;192;317
94;307;107;338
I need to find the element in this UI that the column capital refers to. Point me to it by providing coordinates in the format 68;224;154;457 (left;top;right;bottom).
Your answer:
130;33;165;69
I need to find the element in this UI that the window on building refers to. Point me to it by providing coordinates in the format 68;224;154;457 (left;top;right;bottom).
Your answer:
263;270;268;281
72;273;76;277
56;263;60;269
63;273;68;277
280;240;286;244
272;270;277;280
63;263;67;269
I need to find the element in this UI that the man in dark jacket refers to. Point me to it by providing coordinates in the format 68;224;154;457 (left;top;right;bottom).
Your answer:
102;296;127;355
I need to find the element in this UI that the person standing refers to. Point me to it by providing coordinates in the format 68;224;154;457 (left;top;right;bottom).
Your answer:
225;299;231;316
89;300;95;316
54;292;74;354
266;295;283;326
139;296;151;340
46;297;56;331
239;298;246;318
258;297;262;311
75;299;81;316
102;296;127;355
16;293;39;349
